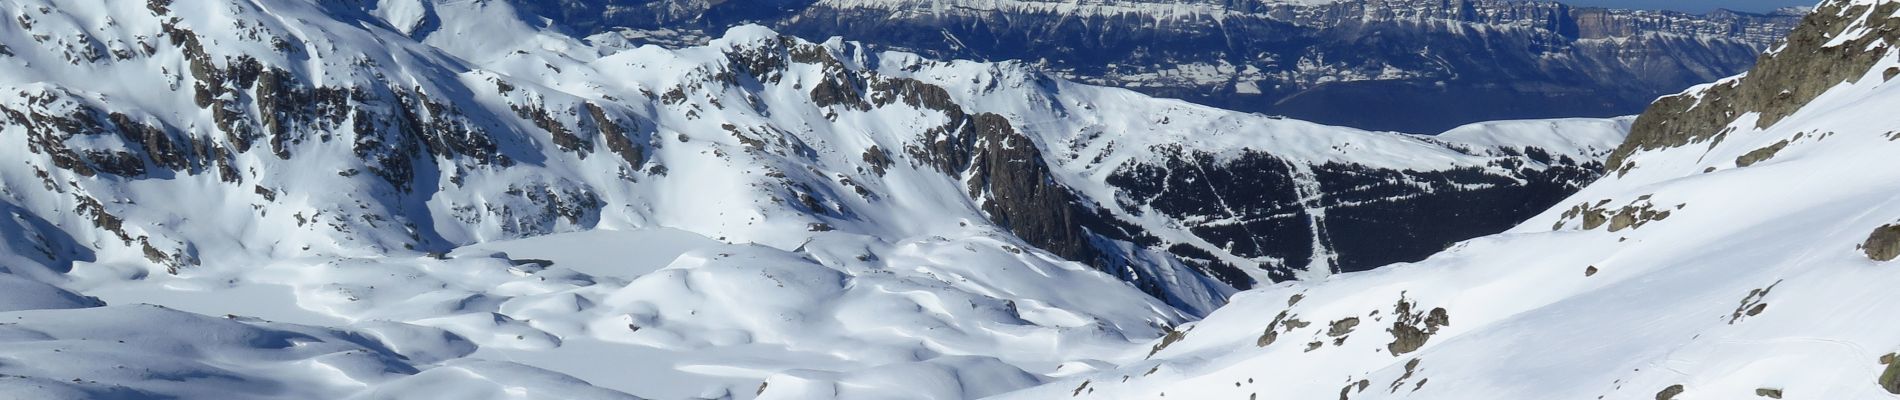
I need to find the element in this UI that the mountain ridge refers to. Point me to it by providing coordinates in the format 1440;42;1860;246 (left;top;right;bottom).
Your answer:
525;0;1800;132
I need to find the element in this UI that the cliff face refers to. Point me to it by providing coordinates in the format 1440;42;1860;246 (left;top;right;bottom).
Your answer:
525;0;1799;133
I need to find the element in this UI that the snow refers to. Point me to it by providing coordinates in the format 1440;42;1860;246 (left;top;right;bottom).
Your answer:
1434;117;1635;159
451;228;721;278
1002;7;1900;399
371;0;433;36
0;304;636;400
0;0;1649;398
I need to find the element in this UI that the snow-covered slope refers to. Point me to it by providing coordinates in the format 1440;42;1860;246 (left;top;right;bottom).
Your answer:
1011;1;1900;399
0;0;1626;398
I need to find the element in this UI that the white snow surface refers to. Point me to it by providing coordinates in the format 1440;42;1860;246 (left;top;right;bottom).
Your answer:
0;0;1633;399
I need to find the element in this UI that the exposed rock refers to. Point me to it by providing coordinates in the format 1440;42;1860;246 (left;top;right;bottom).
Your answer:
513;102;590;156
1558;198;1674;232
1612;0;1900;169
1326;317;1360;337
1735;140;1792;167
1147;326;1188;358
586;103;647;167
1882;353;1900;394
1756;387;1783;398
1256;329;1279;348
860;146;893;177
1337;378;1371;400
1257;310;1299;347
1656;384;1685;400
1386;297;1451;356
1389;358;1423;393
1729;281;1780;324
1863;224;1900;261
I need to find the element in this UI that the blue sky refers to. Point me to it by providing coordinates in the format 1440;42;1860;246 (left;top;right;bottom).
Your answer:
1564;0;1815;13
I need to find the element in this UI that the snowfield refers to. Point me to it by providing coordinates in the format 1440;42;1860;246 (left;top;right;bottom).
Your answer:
0;0;1782;399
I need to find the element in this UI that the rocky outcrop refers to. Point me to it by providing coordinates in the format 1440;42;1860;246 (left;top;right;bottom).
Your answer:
1882;353;1900;394
1386;297;1451;356
1611;0;1900;169
1864;224;1900;262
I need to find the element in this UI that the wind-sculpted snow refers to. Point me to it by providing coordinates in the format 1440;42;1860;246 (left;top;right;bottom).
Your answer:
0;0;1627;398
1013;1;1900;398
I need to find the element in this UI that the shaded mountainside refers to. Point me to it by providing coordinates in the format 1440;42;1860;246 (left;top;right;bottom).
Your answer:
519;0;1798;133
1004;1;1900;399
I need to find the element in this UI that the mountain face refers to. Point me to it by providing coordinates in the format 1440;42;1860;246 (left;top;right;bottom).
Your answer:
517;0;1799;133
0;0;1633;397
0;0;1621;303
1007;1;1900;398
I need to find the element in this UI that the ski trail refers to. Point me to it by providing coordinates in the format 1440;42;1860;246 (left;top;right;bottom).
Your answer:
1285;160;1338;279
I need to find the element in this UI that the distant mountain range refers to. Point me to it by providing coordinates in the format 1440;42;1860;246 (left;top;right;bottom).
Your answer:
515;0;1802;133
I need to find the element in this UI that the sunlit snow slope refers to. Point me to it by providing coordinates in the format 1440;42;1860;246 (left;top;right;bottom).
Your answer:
1010;1;1900;399
0;0;1627;398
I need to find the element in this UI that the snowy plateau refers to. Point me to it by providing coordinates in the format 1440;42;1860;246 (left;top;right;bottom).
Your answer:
0;0;1891;400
